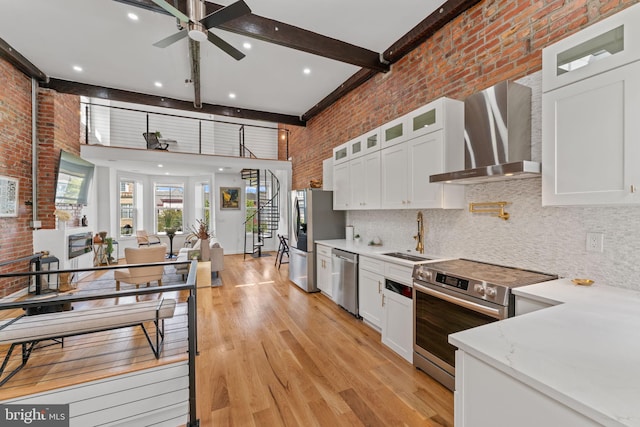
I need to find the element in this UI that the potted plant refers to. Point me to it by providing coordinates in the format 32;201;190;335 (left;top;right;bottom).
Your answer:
161;209;180;235
187;219;211;261
104;237;114;263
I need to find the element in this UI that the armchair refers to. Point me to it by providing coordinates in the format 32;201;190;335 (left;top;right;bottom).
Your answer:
114;246;166;291
143;132;169;150
136;230;162;247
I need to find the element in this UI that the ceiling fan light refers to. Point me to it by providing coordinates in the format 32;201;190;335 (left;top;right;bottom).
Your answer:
188;22;208;42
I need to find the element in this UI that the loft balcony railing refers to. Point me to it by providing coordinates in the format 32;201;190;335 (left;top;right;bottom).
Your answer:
81;101;289;159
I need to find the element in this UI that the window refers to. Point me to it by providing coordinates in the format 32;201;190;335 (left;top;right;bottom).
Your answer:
119;179;135;237
155;183;184;234
202;183;211;226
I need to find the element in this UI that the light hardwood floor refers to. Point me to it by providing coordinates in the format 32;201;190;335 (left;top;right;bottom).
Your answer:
196;254;453;426
1;254;453;426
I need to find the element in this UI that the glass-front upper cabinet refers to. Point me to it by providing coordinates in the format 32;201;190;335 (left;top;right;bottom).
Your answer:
349;137;364;159
362;128;381;155
333;142;349;164
408;99;444;139
542;3;640;92
381;115;408;148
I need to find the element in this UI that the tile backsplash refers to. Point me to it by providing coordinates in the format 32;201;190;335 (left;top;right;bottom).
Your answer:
348;177;640;289
347;71;640;290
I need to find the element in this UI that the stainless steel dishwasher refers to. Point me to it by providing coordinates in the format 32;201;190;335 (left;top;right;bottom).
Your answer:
331;248;359;317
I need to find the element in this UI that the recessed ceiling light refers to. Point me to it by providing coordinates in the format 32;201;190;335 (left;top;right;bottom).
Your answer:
73;65;83;72
243;42;251;49
303;68;311;75
158;164;163;168
218;168;224;172
165;172;170;175
229;93;236;99
127;12;139;21
154;81;163;88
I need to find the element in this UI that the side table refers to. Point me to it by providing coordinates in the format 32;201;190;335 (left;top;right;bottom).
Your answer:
93;241;119;266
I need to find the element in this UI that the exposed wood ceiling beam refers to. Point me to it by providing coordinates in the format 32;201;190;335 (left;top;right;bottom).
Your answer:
44;78;305;126
302;0;481;121
383;0;482;63
113;0;389;73
189;39;201;108
0;36;47;81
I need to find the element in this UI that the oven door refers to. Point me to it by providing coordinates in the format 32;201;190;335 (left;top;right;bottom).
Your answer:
413;281;507;384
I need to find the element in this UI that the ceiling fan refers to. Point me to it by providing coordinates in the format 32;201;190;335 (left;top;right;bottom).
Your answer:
151;0;251;61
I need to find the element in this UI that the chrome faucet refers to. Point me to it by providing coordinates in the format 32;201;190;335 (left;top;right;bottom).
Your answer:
414;211;425;254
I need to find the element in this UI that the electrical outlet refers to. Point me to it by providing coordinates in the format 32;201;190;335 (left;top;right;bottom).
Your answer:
586;232;604;253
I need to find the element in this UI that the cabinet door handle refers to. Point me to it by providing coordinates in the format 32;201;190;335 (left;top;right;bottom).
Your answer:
378;280;381;293
632;185;637;193
382;294;385;307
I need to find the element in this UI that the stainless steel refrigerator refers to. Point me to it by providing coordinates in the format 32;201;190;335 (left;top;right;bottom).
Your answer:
289;189;345;292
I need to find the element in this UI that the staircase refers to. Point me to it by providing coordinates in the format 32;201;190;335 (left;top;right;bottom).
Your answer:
242;168;281;258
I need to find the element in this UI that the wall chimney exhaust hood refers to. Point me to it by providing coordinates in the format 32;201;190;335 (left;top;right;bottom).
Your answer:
430;81;539;184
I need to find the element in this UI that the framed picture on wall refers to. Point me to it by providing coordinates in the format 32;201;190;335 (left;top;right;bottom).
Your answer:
0;175;18;217
220;187;240;210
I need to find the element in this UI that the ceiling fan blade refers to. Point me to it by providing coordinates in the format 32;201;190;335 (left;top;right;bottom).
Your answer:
150;0;190;22
207;32;246;60
153;30;189;48
200;0;251;29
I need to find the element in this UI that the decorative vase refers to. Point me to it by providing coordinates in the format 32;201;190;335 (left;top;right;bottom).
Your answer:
200;238;210;262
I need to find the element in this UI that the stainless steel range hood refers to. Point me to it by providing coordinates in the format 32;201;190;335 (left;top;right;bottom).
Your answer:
430;81;538;184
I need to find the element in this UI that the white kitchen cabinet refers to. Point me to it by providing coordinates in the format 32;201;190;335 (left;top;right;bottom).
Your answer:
381;285;413;363
359;264;384;331
380;142;408;208
542;3;640;93
454;350;601;427
542;60;640;206
542;4;640;207
316;244;333;298
381;97;464;210
381;115;408;148
407;97;447;139
381;131;465;209
362;128;382;155
349;151;381;209
322;158;333;191
333;142;349;165
348;136;365;160
514;295;555;316
332;161;350;210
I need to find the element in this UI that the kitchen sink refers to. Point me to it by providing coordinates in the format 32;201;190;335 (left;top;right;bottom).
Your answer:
382;252;432;262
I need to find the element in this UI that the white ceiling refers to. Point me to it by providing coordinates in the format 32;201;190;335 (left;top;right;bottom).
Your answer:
0;0;442;119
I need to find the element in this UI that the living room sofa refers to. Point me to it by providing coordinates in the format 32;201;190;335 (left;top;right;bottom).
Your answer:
175;238;224;278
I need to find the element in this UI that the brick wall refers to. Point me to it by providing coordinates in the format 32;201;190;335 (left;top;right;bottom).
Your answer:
0;58;35;294
37;89;81;229
287;0;639;190
0;57;81;296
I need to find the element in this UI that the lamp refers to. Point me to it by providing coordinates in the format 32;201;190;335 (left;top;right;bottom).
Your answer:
188;22;207;42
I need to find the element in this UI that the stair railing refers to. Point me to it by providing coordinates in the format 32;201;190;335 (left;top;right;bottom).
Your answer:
240;129;281;258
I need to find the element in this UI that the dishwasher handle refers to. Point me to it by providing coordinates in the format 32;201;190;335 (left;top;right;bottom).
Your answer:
331;248;358;263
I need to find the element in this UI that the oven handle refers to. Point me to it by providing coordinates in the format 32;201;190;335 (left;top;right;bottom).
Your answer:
415;283;503;320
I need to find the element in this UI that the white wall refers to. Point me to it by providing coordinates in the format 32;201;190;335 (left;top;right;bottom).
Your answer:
348;71;640;290
215;173;246;254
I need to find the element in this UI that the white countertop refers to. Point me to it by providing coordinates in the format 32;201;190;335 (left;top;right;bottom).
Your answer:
315;239;449;267
450;279;640;426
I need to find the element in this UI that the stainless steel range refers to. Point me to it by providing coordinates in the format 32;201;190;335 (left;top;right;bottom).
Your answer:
412;259;557;390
